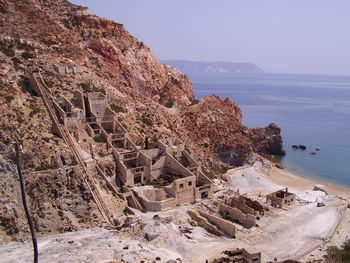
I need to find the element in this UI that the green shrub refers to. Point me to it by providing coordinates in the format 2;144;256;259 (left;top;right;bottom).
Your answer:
62;19;73;30
18;78;30;93
110;103;125;113
141;116;153;127
4;96;14;103
0;42;15;57
325;240;350;263
203;143;209;148
29;107;41;117
11;57;22;65
21;52;35;59
57;210;64;217
35;163;59;171
2;138;11;145
214;167;229;174
70;157;78;166
93;135;104;143
190;99;200;106
165;101;174;108
78;83;105;94
204;171;214;179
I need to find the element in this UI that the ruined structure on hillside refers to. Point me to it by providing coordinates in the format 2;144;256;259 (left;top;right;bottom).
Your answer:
187;209;236;238
47;80;215;212
266;188;295;208
219;194;264;228
53;63;82;75
213;248;261;263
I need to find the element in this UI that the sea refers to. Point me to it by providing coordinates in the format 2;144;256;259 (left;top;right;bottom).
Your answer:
191;72;350;188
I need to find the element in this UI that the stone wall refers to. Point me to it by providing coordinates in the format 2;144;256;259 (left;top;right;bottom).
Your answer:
219;203;256;228
197;210;235;237
187;209;223;236
230;196;255;215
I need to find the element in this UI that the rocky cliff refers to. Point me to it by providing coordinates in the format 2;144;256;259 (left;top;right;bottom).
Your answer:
0;0;284;242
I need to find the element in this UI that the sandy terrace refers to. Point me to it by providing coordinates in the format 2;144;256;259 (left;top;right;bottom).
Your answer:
0;162;349;263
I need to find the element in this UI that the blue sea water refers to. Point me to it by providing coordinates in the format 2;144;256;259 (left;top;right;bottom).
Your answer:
191;72;350;188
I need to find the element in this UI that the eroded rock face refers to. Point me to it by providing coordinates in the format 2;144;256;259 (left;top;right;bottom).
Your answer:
251;123;286;156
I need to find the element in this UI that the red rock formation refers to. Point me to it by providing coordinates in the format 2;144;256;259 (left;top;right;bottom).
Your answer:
0;0;285;241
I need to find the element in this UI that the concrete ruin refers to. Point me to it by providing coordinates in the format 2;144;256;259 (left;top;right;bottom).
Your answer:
219;194;264;228
266;188;296;208
49;87;215;212
213;248;261;263
53;63;82;75
187;209;236;237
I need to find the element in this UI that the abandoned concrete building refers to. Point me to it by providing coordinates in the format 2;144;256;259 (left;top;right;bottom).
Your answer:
187;209;236;238
219;194;264;228
53;63;82;75
213;248;261;263
266;188;296;208
49;87;215;212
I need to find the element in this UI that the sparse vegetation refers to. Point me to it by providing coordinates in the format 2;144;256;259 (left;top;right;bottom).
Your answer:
78;83;106;95
165;100;174;108
203;143;209;148
2;138;11;145
93;135;104;143
4;96;14;103
325;240;350;263
29;107;41;117
110;103;125;113
0;41;15;57
141;116;153;127
35;163;59;171
70;157;78;166
214;167;229;174
21;52;35;59
18;77;32;93
190;99;200;106
11;57;22;65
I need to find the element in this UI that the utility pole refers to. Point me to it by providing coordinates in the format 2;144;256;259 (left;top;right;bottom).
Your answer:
14;141;38;263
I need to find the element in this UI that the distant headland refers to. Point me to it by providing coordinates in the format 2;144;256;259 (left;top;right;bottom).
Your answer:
161;59;265;74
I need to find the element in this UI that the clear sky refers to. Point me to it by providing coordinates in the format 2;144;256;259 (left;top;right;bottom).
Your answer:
69;0;350;75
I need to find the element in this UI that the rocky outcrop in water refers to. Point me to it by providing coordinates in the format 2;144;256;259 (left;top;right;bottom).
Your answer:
251;123;286;156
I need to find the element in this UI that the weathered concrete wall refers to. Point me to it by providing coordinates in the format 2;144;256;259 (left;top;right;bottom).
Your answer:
197;210;235;237
220;203;256;228
150;156;166;179
165;155;193;178
187;209;223;236
136;193;177;211
143;188;166;201
230;197;255;215
183;150;199;167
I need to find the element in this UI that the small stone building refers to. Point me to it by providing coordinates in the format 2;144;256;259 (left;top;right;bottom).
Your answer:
219;195;264;228
53;63;82;75
266;188;295;208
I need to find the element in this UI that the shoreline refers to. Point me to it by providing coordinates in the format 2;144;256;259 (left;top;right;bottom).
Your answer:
265;164;350;200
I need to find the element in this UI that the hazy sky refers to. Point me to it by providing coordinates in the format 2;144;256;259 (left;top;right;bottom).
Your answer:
70;0;350;75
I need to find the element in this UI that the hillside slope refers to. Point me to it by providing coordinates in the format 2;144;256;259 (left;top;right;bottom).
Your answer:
0;0;284;242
